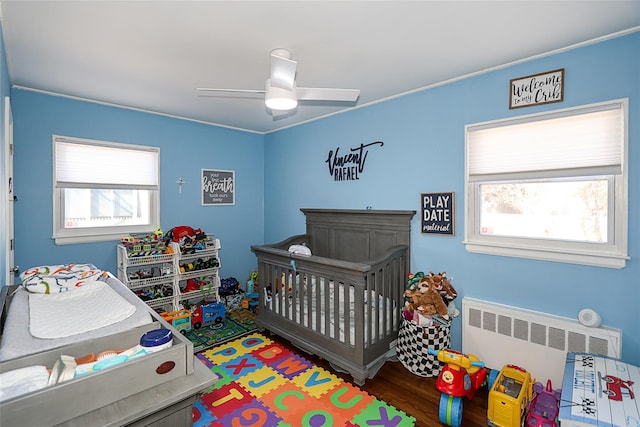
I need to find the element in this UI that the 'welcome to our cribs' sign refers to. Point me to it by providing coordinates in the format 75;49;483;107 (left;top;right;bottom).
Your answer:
421;192;454;235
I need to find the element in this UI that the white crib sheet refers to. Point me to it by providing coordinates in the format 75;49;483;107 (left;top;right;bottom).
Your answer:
266;278;395;346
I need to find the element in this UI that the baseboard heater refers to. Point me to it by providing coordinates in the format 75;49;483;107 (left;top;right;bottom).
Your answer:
461;297;622;386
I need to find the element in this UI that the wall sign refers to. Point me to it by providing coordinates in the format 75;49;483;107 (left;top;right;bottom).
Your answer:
510;68;564;109
421;192;454;235
202;169;235;206
325;141;384;181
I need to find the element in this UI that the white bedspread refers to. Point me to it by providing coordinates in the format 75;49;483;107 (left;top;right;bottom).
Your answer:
29;281;136;339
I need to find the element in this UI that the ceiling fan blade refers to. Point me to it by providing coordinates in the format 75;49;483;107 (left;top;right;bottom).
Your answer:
270;51;297;91
270;108;293;118
296;87;360;102
196;87;265;94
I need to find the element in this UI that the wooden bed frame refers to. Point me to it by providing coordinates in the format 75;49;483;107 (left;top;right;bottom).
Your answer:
251;208;415;385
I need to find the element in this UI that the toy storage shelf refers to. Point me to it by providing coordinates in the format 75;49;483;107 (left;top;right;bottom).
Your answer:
117;237;222;313
171;239;222;307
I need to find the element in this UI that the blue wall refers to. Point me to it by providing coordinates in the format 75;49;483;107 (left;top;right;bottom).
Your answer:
5;30;639;367
11;90;264;281
263;33;640;365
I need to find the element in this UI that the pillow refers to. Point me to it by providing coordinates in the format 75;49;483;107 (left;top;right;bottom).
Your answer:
288;244;312;256
20;264;106;294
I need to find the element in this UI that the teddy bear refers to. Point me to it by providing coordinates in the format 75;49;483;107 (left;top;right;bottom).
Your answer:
404;277;450;319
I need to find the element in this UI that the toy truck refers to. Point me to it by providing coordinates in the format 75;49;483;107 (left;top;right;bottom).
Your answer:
488;364;534;427
191;301;225;329
161;309;192;334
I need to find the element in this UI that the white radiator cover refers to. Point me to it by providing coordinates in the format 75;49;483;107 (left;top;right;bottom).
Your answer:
462;297;622;386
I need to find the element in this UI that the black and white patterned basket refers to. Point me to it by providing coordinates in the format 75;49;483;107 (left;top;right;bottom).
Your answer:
396;317;451;377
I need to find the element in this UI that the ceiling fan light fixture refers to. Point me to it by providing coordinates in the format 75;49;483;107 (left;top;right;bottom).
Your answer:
265;78;297;111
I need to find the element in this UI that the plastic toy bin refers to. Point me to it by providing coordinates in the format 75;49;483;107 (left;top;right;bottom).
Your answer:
396;317;451;377
0;310;194;426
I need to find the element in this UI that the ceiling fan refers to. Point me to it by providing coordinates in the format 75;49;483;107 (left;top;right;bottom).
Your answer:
197;48;360;116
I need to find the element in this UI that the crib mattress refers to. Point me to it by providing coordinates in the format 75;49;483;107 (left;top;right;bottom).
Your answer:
266;280;396;346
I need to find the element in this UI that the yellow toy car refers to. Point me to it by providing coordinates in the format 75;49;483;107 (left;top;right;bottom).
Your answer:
487;364;534;427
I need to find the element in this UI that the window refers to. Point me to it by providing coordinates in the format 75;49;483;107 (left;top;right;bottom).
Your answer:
464;99;628;268
53;135;160;245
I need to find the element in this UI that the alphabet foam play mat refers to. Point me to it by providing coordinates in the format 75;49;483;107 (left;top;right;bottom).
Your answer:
193;333;416;426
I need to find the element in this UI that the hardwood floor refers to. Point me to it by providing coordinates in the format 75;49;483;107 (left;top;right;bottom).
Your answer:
270;334;490;427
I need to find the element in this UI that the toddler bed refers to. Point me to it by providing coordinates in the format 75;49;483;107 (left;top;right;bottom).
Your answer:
251;208;415;385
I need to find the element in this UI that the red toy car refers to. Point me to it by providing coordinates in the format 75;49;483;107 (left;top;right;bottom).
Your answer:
427;348;487;427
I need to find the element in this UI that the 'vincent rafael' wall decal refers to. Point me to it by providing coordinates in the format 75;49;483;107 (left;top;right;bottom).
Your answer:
325;141;384;181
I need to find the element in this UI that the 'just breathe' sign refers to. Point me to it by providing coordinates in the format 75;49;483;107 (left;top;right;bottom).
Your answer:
202;169;235;206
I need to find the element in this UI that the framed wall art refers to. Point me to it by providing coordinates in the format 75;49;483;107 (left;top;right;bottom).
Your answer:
421;192;454;235
510;68;564;109
202;169;235;206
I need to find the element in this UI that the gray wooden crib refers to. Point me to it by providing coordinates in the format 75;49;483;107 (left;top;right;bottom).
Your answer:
251;208;416;385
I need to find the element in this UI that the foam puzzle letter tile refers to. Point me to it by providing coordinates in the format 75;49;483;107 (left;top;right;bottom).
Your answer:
203;333;270;365
217;399;280;427
199;381;254;420
220;354;262;379
251;341;292;365
291;365;342;398
236;365;287;398
272;353;313;379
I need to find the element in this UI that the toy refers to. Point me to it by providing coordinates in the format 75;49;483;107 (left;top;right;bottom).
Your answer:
404;278;450;318
429;272;458;306
220;277;241;296
246;271;258;293
161;309;192;334
242;292;259;312
487;364;534;427
427;348;487;427
404;271;459;325
526;380;561;427
120;228;166;257
190;301;225;329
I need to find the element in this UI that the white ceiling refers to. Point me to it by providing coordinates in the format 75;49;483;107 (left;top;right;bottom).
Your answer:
1;1;639;134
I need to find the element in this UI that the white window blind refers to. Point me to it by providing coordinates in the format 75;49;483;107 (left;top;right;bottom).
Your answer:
464;99;628;269
467;102;623;180
54;136;159;189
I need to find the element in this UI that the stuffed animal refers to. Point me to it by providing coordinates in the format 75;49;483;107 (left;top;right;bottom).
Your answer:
428;271;457;303
404;277;450;319
417;277;450;318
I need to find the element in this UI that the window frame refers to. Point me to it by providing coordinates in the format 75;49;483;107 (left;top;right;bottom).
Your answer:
464;99;629;269
52;135;160;245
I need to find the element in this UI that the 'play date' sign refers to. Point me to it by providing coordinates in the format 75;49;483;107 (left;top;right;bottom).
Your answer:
421;192;454;235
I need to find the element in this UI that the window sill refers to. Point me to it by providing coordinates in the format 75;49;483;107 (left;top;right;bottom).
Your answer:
463;241;628;269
